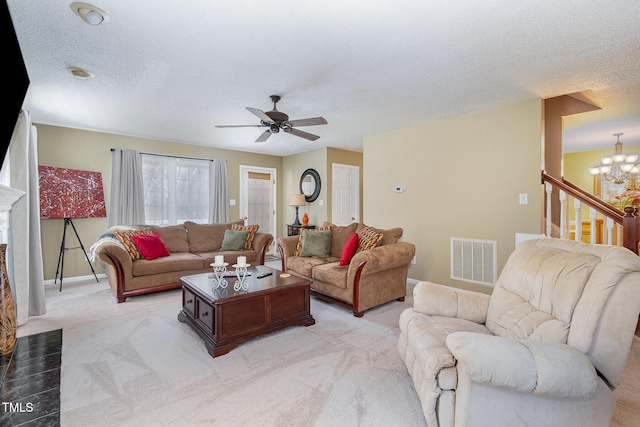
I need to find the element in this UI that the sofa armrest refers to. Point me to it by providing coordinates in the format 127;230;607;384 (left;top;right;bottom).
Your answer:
349;241;415;276
92;239;133;272
413;281;490;324
446;331;598;398
276;236;300;269
251;232;274;265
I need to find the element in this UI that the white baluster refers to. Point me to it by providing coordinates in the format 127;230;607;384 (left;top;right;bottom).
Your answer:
589;207;597;243
545;182;553;236
559;190;566;239
606;217;614;245
574;198;582;242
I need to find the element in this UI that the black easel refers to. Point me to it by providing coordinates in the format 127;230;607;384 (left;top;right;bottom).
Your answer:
54;218;99;291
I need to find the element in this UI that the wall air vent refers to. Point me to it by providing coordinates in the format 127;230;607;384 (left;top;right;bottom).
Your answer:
450;237;497;286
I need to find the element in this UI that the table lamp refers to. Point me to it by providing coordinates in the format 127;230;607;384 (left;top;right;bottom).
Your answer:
289;194;306;226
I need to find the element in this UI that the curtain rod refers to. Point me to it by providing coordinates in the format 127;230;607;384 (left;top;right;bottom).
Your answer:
110;148;215;162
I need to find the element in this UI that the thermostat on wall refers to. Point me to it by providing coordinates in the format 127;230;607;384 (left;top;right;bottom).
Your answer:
394;186;406;193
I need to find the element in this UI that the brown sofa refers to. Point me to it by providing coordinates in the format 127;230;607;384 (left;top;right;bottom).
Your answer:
91;220;273;303
277;222;415;317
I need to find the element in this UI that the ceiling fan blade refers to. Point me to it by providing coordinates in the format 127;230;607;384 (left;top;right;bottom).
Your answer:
286;117;328;127
246;107;275;124
215;124;264;128
255;129;272;142
284;128;320;141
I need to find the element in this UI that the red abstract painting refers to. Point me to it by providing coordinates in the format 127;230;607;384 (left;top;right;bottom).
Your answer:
39;166;107;219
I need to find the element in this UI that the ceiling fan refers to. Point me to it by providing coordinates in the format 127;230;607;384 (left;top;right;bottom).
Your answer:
215;95;328;142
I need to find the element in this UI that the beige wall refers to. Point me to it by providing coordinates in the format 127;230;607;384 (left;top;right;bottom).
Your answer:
37;124;282;281
363;98;543;293
37;98;541;288
281;147;364;234
326;147;364;223
281;148;328;232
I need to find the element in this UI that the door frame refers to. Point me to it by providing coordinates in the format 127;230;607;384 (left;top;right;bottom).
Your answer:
239;165;277;255
331;163;360;225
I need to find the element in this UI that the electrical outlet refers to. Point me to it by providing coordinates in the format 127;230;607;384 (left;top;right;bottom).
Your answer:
519;193;528;205
411;255;416;265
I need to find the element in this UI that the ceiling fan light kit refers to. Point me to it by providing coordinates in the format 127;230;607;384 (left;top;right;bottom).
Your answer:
216;95;327;142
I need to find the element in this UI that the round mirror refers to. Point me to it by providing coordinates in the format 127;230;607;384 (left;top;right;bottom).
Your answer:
300;168;321;202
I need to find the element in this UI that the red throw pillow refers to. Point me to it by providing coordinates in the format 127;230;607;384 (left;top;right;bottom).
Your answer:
131;232;170;260
339;233;359;266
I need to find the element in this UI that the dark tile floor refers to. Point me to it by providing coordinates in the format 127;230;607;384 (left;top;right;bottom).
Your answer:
0;329;62;426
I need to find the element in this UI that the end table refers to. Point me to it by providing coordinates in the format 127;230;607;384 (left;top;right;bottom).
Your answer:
287;224;316;236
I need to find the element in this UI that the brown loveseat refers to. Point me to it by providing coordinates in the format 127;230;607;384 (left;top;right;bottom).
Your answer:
91;220;273;303
277;222;415;317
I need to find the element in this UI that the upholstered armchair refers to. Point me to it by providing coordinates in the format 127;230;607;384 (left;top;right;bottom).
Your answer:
399;237;640;427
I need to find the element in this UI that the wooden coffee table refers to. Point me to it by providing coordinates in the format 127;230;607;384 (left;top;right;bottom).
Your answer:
178;266;315;357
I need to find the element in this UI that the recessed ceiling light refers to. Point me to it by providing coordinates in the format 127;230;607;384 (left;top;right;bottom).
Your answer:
70;2;110;25
67;67;94;79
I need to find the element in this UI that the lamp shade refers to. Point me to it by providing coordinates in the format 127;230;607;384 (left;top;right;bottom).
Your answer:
289;194;306;207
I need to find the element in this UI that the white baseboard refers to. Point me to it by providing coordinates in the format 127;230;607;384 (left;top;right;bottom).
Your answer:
44;273;107;286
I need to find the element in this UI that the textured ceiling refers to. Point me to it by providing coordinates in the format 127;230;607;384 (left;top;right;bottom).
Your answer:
7;0;640;156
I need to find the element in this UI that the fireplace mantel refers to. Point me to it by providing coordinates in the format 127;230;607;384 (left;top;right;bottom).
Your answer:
0;184;25;211
0;184;25;244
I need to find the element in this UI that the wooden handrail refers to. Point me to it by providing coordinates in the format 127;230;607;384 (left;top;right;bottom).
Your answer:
541;171;623;222
541;171;639;255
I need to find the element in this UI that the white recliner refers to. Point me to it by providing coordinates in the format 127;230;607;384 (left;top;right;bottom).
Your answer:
398;237;640;427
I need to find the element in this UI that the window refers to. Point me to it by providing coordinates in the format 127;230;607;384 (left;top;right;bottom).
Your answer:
141;154;210;225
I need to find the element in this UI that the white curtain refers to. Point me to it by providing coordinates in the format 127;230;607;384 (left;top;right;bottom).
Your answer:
109;149;145;226
209;158;228;223
8;111;45;325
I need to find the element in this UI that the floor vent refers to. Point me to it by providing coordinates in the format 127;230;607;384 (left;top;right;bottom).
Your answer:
450;237;497;286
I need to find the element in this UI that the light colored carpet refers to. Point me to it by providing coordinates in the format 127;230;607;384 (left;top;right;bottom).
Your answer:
611;332;640;427
18;278;425;426
17;275;639;427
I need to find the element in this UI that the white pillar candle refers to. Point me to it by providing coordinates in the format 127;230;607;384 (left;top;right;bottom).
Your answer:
237;256;246;267
215;255;224;265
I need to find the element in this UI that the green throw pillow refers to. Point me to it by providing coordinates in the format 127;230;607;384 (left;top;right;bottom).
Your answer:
299;229;332;258
220;230;249;251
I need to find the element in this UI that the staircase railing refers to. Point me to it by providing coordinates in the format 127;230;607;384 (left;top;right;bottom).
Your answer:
541;171;640;255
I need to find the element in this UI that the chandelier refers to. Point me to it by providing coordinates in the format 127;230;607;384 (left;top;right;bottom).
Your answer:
588;133;639;184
